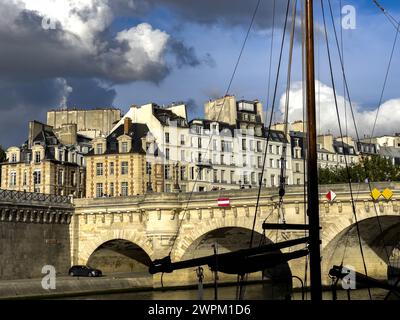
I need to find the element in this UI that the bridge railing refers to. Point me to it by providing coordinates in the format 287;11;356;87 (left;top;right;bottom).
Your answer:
0;189;72;205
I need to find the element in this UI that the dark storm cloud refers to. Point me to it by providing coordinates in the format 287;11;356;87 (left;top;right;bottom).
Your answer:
0;78;119;147
0;79;70;147
133;0;288;29
65;79;117;108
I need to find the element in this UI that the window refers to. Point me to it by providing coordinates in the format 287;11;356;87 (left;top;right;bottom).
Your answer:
276;146;280;155
165;184;171;192
33;170;41;185
181;150;185;161
250;140;254;151
230;171;235;183
213;169;218;183
213;140;217;151
109;183;114;196
269;145;273;154
221;170;226;183
295;163;300;173
11;153;17;163
58;170;64;185
180;135;185;145
257;141;262;152
269;159;273;168
242;155;247;167
146;162;151;174
258;156;263;168
96;144;103;154
271;174;275;187
71;171;76;187
166;148;170;160
191;167;195;180
251;172;256;184
109;162;114;175
297;178;301;185
180;166;186;180
35;151;41;163
23;171;27;186
96;183;103;198
165;132;170;144
10;172;17;186
242;139;246;151
164;165;170;179
96;163;103;176
121;161;129;175
220;154;224;165
121;141;129;153
121;182;128;196
181;185;187;192
258;173;262;184
198;137;202;148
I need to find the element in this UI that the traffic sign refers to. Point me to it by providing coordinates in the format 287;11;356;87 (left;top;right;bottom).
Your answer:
218;198;230;207
326;190;336;202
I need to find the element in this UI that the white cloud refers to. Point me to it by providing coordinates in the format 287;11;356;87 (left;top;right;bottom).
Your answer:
0;0;173;82
279;80;400;138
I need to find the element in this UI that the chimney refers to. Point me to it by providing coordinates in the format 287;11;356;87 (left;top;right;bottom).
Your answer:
124;118;132;135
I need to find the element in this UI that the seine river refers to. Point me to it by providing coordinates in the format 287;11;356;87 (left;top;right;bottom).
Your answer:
63;284;391;300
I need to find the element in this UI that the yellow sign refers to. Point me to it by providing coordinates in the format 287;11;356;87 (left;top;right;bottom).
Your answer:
381;188;393;200
371;188;381;201
371;188;394;201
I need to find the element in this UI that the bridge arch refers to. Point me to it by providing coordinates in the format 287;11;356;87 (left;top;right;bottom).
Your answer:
171;218;294;299
87;239;152;274
321;214;400;283
78;229;154;267
172;215;265;261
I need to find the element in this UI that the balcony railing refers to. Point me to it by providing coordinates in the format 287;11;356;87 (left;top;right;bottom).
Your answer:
0;189;72;204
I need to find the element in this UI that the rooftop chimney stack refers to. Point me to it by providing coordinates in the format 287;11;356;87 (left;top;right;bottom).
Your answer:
124;117;132;135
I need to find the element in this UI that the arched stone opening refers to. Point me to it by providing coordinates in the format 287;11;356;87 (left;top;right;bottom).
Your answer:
322;216;400;284
177;227;293;300
87;239;152;275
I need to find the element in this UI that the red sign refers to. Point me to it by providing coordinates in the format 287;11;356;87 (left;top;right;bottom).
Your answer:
218;198;230;207
326;190;336;202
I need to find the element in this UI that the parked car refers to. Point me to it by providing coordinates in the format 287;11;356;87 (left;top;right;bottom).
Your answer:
68;265;102;277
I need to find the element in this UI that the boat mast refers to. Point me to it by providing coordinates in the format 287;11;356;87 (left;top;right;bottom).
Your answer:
305;0;322;300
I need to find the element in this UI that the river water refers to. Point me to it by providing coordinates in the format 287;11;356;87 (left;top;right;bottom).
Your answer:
63;284;392;300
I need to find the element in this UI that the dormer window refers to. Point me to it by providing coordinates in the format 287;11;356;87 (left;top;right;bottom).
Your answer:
11;153;17;163
96;144;103;154
35;151;41;163
121;141;129;153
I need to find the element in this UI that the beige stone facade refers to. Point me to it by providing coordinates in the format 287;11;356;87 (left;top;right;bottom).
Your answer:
47;108;121;139
85;153;164;198
1;158;85;197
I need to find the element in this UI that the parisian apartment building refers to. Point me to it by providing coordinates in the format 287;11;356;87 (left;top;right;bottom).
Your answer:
0;108;122;198
1;99;400;198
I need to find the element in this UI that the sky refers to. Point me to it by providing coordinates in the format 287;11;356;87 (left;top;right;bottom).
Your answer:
0;0;399;147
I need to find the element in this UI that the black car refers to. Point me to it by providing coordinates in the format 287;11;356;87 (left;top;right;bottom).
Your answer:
68;265;102;277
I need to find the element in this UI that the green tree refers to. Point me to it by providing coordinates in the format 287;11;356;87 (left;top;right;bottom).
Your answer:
318;155;400;184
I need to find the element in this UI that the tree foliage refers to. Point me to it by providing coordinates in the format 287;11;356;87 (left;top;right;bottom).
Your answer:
318;155;400;184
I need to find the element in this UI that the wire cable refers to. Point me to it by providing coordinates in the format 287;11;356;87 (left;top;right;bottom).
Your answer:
327;0;396;272
321;0;372;300
167;0;262;257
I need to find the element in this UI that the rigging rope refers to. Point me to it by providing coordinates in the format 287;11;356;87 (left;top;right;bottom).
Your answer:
239;0;292;300
327;0;396;271
321;0;372;299
167;0;262;257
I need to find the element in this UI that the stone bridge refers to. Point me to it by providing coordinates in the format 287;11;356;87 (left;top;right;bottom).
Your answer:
72;183;400;288
0;189;73;279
